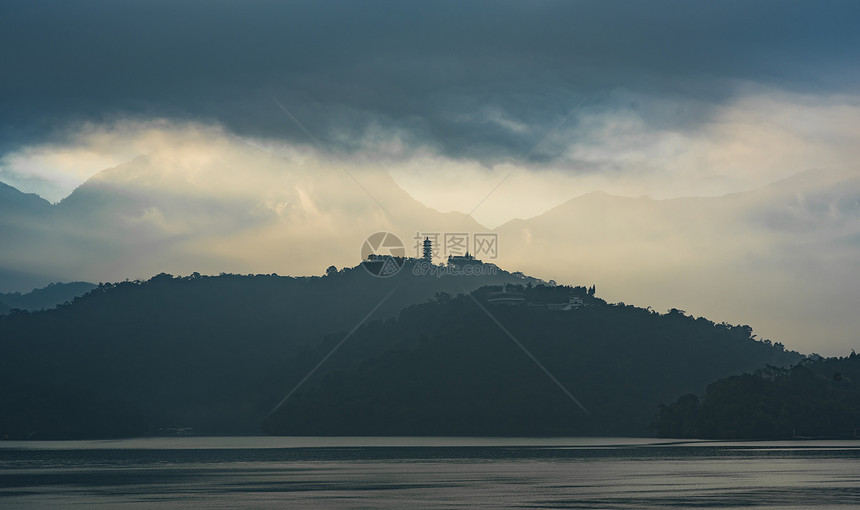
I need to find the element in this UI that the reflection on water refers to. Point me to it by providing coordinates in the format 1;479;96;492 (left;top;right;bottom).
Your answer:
1;437;859;509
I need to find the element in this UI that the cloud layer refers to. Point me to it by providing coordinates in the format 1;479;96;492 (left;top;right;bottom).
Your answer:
3;1;859;166
6;87;860;229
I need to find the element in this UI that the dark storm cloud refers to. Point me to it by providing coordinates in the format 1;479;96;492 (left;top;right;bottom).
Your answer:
2;0;859;161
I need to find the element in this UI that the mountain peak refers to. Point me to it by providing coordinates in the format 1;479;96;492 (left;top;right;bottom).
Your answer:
0;181;53;213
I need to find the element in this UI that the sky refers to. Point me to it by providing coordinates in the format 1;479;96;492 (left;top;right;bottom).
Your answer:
1;1;859;354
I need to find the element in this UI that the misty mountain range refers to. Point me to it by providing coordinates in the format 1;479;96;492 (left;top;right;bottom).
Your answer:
1;139;859;354
0;140;484;292
0;281;96;315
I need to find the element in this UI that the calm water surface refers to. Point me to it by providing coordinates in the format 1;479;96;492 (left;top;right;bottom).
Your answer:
1;436;859;509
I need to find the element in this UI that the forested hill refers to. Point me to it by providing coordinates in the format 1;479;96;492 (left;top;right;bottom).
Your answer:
0;264;801;439
263;288;800;436
654;354;860;439
0;262;541;439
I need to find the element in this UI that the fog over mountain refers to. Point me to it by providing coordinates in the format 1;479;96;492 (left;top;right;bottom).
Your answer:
0;130;485;289
0;131;858;354
497;168;860;355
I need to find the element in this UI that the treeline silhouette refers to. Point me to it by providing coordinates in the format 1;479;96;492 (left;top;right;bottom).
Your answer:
654;353;860;439
0;263;540;439
0;265;803;439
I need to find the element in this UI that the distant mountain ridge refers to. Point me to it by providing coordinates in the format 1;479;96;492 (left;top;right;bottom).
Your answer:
1;150;858;353
0;281;96;313
494;167;860;354
0;140;486;292
0;181;52;214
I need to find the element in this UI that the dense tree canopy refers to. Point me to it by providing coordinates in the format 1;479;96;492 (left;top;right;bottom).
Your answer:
0;263;539;438
264;286;800;436
654;354;860;439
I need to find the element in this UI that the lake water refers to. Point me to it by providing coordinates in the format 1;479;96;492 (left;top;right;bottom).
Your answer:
1;436;859;508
